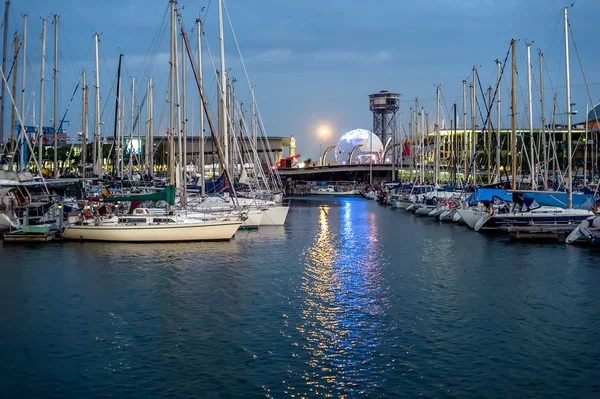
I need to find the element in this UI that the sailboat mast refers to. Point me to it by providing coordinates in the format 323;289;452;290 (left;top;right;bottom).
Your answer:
564;7;573;209
112;54;123;178
120;95;125;174
129;78;135;173
435;85;440;185
38;19;46;169
487;86;492;183
218;0;228;173
93;33;101;176
181;27;187;204
495;60;501;184
81;70;88;187
19;14;26;170
425;111;430;182
10;34;18;156
539;51;548;189
471;67;477;184
462;80;467;182
175;29;182;191
551;95;557;179
196;18;205;197
511;38;517;190
53;14;58;178
146;79;153;175
251;86;257;149
169;0;175;186
453;103;458;184
526;42;536;190
0;0;9;144
408;107;413;183
584;103;588;185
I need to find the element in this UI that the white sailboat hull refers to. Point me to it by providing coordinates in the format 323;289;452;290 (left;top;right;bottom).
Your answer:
62;220;241;242
242;209;263;228
428;207;446;217
439;209;456;221
365;191;377;200
259;205;289;226
415;205;435;215
185;209;263;228
456;209;489;229
393;199;413;209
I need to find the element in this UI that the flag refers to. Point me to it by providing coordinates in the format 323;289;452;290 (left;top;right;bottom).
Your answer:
102;187;110;198
402;137;411;156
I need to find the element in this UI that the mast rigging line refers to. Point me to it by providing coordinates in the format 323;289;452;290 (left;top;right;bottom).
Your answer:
465;42;511;183
176;5;236;199
222;0;282;189
568;21;600;128
56;80;80;145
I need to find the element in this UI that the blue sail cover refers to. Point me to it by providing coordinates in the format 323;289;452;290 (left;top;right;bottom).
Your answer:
187;173;226;193
465;188;512;204
521;191;594;210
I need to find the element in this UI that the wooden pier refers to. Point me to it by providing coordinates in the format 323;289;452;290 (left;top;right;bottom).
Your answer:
2;230;61;243
498;225;577;242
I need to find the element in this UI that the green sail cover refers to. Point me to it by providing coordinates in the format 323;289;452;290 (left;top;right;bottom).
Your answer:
103;185;175;206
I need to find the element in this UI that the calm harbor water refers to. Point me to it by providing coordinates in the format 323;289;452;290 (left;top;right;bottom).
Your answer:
1;196;599;398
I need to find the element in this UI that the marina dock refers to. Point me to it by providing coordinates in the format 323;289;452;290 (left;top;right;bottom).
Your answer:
2;230;61;242
498;225;577;242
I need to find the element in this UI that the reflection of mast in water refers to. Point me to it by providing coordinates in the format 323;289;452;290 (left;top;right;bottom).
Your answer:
295;201;393;396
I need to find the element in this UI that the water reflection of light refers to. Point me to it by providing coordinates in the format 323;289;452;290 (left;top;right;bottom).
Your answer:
292;200;393;397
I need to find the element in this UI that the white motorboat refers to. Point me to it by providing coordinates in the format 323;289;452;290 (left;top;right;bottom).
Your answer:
62;208;241;242
310;185;356;195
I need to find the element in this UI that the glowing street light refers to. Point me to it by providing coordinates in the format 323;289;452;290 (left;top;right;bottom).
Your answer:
318;126;330;166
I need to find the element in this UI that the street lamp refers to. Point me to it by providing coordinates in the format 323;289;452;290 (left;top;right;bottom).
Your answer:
319;126;329;166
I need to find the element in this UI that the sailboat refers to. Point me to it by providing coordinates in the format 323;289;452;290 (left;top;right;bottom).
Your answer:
62;1;242;242
62;185;241;242
476;13;597;232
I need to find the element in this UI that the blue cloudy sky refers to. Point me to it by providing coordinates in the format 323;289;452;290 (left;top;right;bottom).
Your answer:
10;0;600;158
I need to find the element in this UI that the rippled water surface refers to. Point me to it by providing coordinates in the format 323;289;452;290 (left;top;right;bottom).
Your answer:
1;196;600;397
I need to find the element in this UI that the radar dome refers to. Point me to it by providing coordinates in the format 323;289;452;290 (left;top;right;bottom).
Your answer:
334;129;384;165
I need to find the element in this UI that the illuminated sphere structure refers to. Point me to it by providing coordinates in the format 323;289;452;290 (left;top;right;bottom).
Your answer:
334;128;384;165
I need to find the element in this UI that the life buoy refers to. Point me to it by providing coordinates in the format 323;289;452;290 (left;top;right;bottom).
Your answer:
448;200;459;209
488;207;495;216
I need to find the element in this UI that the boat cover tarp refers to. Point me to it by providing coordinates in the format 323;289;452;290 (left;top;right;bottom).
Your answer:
521;191;594;210
103;185;175;206
187;174;227;193
465;188;512;203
